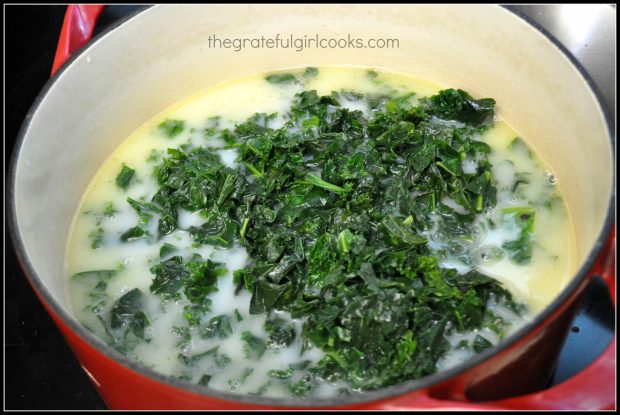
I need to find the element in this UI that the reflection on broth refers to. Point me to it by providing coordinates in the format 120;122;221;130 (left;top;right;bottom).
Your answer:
65;67;573;397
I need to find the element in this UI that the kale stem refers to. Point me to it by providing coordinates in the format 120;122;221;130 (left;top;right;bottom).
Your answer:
303;173;344;194
240;217;250;239
475;195;484;212
242;161;264;178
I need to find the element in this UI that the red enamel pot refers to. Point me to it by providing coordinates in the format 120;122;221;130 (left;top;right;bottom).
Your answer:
9;4;616;410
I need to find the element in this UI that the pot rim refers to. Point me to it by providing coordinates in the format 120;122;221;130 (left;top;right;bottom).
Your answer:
8;4;616;408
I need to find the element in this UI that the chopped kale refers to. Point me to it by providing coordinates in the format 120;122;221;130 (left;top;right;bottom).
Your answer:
428;89;495;126
159;243;177;258
158;119;185;138
110;288;150;339
241;331;267;360
72;269;117;314
103;202;118;217
267;368;294;379
288;377;313;397
89;227;104;249
124;86;534;391
179;345;219;366
303;67;319;78
93;288;150;354
249;382;272;396
265;317;296;349
149;256;227;327
198;374;212;386
172;325;191;350
265;73;298;84
473;334;494;353
200;314;233;339
289;360;312;371
115;163;136;191
265;67;319;86
147;148;163;162
501;207;536;264
228;368;255;391
120;226;151;242
149;256;190;301
127;197;160;225
72;269;116;284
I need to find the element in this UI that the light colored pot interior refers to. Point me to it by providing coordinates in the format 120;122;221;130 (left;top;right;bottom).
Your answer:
14;4;612;324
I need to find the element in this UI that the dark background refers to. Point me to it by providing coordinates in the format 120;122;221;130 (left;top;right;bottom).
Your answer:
4;5;615;410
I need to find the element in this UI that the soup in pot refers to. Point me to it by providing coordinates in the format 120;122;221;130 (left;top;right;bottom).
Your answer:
65;66;574;397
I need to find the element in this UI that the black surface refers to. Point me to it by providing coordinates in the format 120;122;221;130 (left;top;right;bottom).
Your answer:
5;6;107;410
4;5;615;410
549;277;615;385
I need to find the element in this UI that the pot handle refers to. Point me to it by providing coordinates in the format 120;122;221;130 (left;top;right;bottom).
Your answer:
377;227;616;411
51;4;104;76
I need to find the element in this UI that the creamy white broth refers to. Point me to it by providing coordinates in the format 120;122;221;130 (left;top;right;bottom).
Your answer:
65;66;574;397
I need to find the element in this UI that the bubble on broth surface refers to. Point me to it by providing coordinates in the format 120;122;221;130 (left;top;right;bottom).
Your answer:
545;171;558;185
476;245;505;265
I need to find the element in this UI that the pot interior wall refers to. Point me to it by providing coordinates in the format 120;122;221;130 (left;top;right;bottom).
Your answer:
14;5;612;320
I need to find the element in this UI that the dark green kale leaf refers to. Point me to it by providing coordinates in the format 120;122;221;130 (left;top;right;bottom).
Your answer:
265;73;299;84
188;212;237;248
159;243;177;258
381;216;428;246
103;202;117;217
149;256;189;301
179;345;231;368
473;334;493;353
110;288;150;339
72;269;116;287
501;207;535;264
179;345;218;366
265;317;296;349
264;68;318;86
150;255;227;326
198;375;212;386
303;67;319;78
267;368;294;379
241;331;267;360
120;226;151;242
89;227;104;249
427;89;495;126
172;325;191;350
157;203;178;239
127;197;161;225
72;269;117;314
288;377;313;397
95;287;151;355
115;163;136;191
184;259;227;305
200;314;233;339
158;119;185;138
